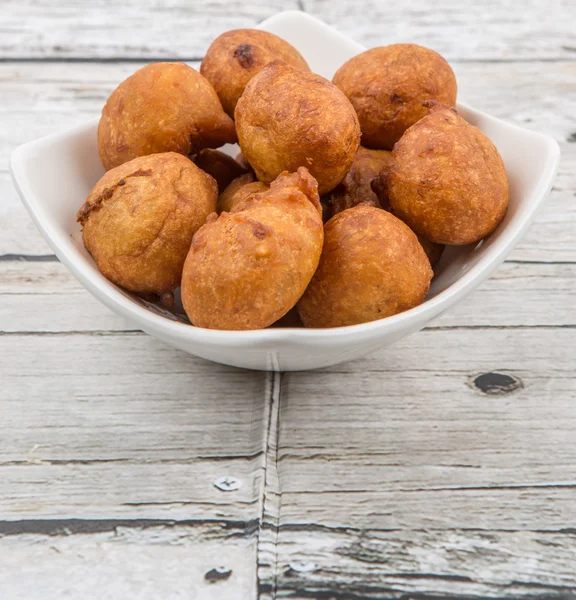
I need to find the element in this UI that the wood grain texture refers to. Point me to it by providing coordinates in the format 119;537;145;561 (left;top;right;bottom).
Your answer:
266;528;576;598
0;0;299;59
0;335;267;462
0;524;257;600
2;0;575;60
270;328;576;595
303;0;576;60
1;260;575;334
0;332;271;595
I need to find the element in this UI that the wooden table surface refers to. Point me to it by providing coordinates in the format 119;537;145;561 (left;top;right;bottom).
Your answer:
1;1;575;598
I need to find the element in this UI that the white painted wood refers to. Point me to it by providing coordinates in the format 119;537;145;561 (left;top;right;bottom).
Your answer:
277;327;576;527
0;330;268;594
269;327;576;594
2;0;574;60
1;260;575;335
0;260;130;332
0;460;260;521
0;525;257;600
267;528;576;597
0;0;299;59
304;0;576;60
0;334;267;461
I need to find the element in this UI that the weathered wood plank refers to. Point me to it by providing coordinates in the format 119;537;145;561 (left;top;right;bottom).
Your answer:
0;460;262;521
0;0;299;59
0;328;273;595
259;326;576;595
276;327;576;529
2;0;575;60
266;528;576;598
0;334;270;522
1;260;575;334
0;260;128;332
0;335;267;462
0;524;257;600
2;61;574;260
303;0;576;61
0;332;269;595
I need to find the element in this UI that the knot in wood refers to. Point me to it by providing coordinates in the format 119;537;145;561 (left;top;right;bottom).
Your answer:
471;372;523;395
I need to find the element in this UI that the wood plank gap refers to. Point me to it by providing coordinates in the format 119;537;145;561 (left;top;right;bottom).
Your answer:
0;254;58;262
504;259;576;265
257;370;282;599
0;517;256;536
0;57;205;64
0;330;143;336
0;255;574;266
3;324;575;339
0;452;265;467
276;523;576;535
1;57;574;65
425;324;576;331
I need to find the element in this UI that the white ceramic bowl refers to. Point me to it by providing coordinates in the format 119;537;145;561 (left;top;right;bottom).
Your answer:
10;11;560;371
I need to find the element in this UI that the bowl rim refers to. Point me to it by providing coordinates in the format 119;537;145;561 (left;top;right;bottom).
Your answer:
10;11;561;346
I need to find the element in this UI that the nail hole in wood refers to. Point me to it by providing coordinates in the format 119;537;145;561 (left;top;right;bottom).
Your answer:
471;372;523;395
204;567;232;583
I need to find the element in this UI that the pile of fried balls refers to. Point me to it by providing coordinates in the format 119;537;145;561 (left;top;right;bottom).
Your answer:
78;29;509;330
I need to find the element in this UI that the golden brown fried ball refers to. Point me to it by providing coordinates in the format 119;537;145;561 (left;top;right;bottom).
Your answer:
333;44;457;150
200;29;309;117
323;146;391;220
235;60;361;195
98;62;237;170
193;149;249;193
181;167;324;330
217;173;268;214
384;101;509;245
297;205;432;328
78;153;217;303
370;170;444;266
218;173;255;212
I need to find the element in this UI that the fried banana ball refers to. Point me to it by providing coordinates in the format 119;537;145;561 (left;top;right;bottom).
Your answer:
98;62;237;170
297;205;432;328
193;149;249;193
333;44;457;150
370;171;444;267
323;146;391;220
181;167;324;330
217;173;268;214
200;29;309;117
78;153;217;303
235;60;361;195
383;101;509;245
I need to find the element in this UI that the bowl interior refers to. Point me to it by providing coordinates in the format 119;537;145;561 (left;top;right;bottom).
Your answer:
11;10;559;338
